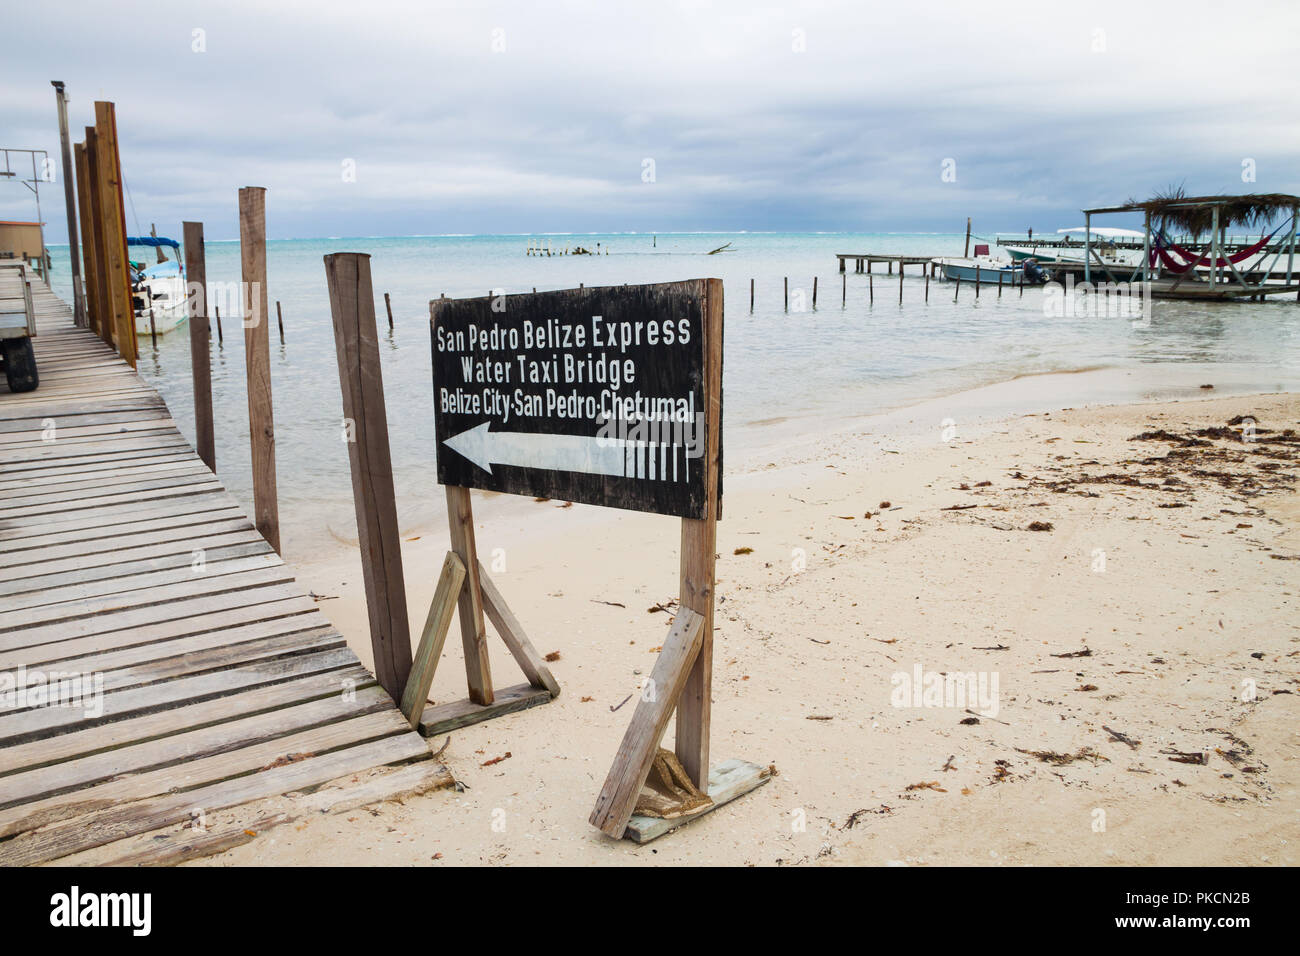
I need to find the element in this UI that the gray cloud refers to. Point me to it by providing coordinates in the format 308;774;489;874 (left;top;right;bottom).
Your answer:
5;0;1299;240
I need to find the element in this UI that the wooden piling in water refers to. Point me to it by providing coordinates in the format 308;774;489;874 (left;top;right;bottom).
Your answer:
750;278;754;312
784;277;788;311
215;304;223;345
975;265;981;299
276;300;285;344
183;220;215;473
869;274;874;305
954;277;961;302
842;273;846;307
899;263;904;304
812;276;818;308
925;271;930;302
384;292;394;329
998;273;1003;298
324;252;414;702
238;185;281;554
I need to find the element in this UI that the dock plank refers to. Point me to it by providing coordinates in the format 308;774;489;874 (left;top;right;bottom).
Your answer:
0;281;438;865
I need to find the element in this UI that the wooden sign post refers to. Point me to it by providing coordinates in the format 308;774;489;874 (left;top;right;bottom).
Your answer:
182;221;216;473
324;254;414;701
239;187;280;554
428;278;767;842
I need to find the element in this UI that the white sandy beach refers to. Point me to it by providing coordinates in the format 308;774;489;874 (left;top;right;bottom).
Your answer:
150;386;1300;867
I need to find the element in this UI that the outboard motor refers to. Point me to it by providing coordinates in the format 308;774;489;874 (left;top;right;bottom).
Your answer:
1021;257;1048;285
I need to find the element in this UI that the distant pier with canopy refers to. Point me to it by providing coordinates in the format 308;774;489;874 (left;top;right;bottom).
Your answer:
1051;192;1300;300
835;193;1300;301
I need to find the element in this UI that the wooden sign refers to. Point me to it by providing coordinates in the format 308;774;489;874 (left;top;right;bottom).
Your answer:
431;280;721;519
333;267;763;843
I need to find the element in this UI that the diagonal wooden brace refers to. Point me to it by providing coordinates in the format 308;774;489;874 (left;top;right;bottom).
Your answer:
399;551;466;726
477;561;560;698
589;608;705;837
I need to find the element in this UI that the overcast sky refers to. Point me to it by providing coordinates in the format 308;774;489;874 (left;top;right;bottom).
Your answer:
5;0;1299;240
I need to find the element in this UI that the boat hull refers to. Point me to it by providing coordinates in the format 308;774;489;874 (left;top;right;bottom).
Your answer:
133;269;188;336
932;258;1022;284
135;304;188;336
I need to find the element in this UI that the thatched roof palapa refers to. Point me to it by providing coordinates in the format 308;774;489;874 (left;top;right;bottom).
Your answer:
1086;187;1300;236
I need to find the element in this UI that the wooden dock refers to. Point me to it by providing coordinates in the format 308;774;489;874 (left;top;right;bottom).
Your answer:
836;254;938;275
0;282;445;866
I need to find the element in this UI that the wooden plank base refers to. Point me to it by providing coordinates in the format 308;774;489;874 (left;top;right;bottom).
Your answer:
418;683;555;736
623;758;771;844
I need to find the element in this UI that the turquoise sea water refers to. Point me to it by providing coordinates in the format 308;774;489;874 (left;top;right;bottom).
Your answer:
44;233;1300;559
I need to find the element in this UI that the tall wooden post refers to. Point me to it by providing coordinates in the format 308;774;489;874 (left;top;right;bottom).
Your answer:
1141;210;1152;283
1209;206;1220;289
324;252;414;700
82;127;112;347
1285;205;1297;286
183;221;216;472
73;139;103;339
239;186;280;553
384;291;394;330
1084;212;1092;285
51;82;87;329
674;277;723;788
93;102;136;366
88;127;114;348
964;217;972;258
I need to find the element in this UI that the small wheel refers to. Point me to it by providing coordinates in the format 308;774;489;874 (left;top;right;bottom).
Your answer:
3;337;39;393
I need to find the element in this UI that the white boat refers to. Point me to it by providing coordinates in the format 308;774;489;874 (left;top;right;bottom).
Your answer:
1005;227;1142;267
129;237;189;336
931;255;1025;284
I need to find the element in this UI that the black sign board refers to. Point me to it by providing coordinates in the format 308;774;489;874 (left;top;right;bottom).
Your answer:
431;280;721;519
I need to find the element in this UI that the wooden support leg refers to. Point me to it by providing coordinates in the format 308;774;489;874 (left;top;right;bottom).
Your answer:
399;551;466;726
183;220;215;473
589;609;706;837
674;517;716;788
324;251;412;700
445;485;494;705
240;186;280;553
477;561;560;697
674;276;723;789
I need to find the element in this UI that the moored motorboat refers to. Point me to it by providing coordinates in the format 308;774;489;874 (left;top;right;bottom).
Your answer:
128;236;188;336
931;255;1026;284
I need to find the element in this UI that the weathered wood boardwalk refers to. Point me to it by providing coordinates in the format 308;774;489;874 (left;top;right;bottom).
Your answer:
0;282;442;865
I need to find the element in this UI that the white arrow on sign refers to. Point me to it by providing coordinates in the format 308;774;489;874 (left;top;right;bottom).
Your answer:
442;421;684;481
